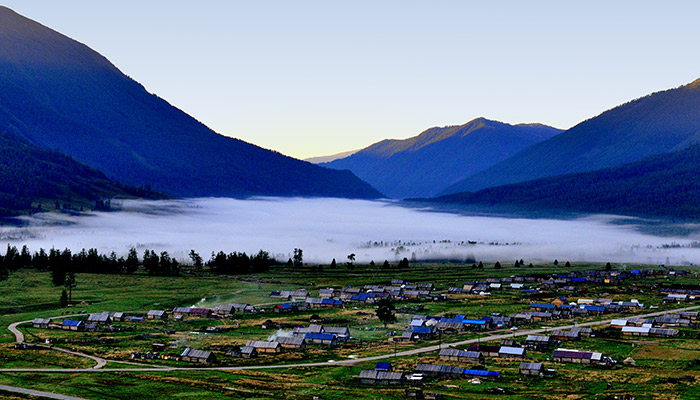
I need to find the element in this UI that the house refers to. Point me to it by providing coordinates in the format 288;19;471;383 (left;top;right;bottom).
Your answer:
276;336;305;350
246;340;281;353
519;362;544;376
293;324;324;337
499;346;526;359
305;297;324;308
358;369;404;385
551;297;568;307
551;329;580;341
32;318;51;329
467;344;500;358
552;348;603;365
415;363;464;379
319;288;335;298
304;333;338;345
188;308;212;318
172;307;191;317
274;303;294;313
621;326;650;336
610;319;628;329
439;348;484;364
531;312;553;322
87;312;111;325
393;331;415;342
180;347;215;363
241;346;258;358
110;312;125;322
323;326;350;340
411;326;433;340
461;319;488;331
530;303;556;312
147;310;168;320
61;320;84;331
436;321;463;334
649;328;679;337
526;335;553;350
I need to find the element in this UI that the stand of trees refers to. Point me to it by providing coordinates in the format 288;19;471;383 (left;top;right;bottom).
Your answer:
0;245;277;279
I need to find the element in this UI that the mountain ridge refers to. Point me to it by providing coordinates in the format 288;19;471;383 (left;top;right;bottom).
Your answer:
322;118;561;198
0;6;382;199
431;143;700;220
442;78;700;195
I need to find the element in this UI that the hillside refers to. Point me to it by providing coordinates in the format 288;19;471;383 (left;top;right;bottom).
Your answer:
0;130;163;217
433;144;700;219
0;7;382;199
442;78;700;194
322;118;560;198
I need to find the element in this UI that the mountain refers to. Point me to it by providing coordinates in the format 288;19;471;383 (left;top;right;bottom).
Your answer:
305;149;361;164
321;118;561;198
442;79;700;195
432;144;700;219
0;7;382;199
0;130;162;217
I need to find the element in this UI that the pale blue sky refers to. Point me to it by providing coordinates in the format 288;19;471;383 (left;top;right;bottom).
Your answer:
3;1;699;159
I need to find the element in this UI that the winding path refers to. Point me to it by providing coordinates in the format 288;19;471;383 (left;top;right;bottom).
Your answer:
0;384;92;400
4;304;699;373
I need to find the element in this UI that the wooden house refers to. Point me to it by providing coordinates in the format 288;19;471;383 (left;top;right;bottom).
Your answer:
499;346;526;359
61;320;84;331
246;340;281;354
439;348;483;364
32;318;51;329
241;346;258;358
180;347;215;363
519;362;544;376
276;336;306;350
467;344;500;358
147;310;168;320
87;312;111;325
304;333;338;345
358;369;404;385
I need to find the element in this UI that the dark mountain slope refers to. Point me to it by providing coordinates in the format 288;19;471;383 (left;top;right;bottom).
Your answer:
0;6;381;199
442;78;700;195
322;118;560;198
433;144;700;219
0;130;162;217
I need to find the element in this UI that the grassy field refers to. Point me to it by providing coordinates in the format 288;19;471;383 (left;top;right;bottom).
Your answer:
2;262;700;398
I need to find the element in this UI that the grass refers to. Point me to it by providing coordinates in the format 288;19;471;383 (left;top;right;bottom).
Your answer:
2;262;700;398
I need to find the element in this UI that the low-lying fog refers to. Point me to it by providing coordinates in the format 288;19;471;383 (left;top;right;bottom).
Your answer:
2;197;700;266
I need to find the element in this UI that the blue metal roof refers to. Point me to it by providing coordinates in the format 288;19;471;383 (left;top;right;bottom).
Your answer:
412;327;431;334
583;305;605;312
375;362;391;371
304;333;336;341
277;303;293;309
62;320;83;326
530;303;556;309
464;369;500;377
462;319;487;325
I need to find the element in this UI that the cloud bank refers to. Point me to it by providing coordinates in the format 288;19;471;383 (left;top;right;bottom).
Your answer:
1;197;699;266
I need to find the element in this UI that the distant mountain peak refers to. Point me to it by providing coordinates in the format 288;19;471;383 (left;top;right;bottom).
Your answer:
321;119;561;198
686;77;700;89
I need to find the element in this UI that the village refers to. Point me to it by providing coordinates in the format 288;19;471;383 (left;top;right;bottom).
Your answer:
10;262;700;400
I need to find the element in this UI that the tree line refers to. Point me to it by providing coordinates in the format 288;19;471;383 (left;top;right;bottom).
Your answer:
0;245;277;282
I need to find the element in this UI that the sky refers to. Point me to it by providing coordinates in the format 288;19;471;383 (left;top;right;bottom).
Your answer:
2;1;700;159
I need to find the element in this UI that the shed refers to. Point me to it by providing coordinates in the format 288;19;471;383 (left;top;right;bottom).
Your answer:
241;346;258;358
87;312;111;325
61;320;85;331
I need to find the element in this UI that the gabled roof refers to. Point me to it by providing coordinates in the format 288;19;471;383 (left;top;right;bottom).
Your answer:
304;333;337;341
180;347;212;359
359;369;403;381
